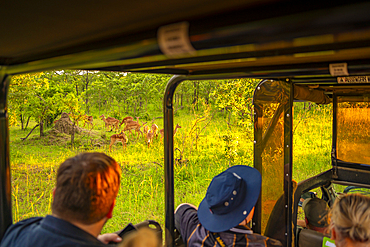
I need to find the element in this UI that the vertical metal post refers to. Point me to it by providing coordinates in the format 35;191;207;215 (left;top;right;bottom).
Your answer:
163;75;185;247
0;73;12;240
332;94;338;178
252;82;264;234
283;81;293;247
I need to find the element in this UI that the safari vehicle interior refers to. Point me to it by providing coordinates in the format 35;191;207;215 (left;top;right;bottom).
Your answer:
252;79;370;247
1;1;370;247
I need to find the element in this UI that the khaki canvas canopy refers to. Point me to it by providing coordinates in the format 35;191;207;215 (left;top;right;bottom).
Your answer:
1;0;370;81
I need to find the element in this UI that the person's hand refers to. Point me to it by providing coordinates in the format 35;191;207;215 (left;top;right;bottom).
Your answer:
175;203;197;213
97;233;122;244
297;219;306;228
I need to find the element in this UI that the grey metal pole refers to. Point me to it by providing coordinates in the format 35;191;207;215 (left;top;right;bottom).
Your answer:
0;73;12;240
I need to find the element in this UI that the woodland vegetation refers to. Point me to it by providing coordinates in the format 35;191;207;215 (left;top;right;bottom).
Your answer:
9;71;257;140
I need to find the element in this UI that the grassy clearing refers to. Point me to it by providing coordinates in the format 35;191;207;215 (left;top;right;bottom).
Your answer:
9;104;334;233
292;103;332;182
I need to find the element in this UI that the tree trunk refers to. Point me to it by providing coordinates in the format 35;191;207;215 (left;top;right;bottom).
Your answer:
98;94;101;114
39;119;44;137
134;101;137;116
193;81;197;105
86;94;89;114
25;116;30;129
85;73;90;113
196;83;199;111
228;109;232;129
71;122;75;148
20;114;24;130
21;124;39;141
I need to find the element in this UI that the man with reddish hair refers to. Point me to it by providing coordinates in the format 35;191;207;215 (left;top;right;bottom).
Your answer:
1;152;123;247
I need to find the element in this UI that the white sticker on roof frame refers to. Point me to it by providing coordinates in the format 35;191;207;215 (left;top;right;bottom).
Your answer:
337;76;370;84
158;22;196;57
329;63;349;76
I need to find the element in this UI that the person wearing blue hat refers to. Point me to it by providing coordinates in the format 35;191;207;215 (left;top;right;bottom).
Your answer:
175;165;282;247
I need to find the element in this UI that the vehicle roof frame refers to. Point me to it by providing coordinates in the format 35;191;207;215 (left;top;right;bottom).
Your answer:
164;75;294;246
253;79;294;246
0;74;12;240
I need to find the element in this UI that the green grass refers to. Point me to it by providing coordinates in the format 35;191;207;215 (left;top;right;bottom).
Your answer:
9;104;334;234
292;103;332;182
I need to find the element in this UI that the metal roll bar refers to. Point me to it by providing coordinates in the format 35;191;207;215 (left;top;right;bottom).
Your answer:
0;74;12;240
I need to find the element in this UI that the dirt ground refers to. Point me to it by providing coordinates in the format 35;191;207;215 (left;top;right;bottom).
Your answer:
39;113;107;147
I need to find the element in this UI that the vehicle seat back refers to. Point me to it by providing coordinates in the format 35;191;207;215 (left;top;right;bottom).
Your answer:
298;228;330;247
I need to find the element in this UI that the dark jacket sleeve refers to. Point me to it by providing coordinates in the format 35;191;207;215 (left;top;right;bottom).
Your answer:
174;204;199;245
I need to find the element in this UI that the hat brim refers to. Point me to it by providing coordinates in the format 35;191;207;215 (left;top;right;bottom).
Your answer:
198;165;261;232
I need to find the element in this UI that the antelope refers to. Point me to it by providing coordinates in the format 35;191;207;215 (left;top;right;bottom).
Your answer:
143;124;150;136
146;130;155;148
100;114;120;132
123;120;143;139
83;115;93;128
159;124;182;138
109;131;128;152
151;123;159;138
120;116;134;127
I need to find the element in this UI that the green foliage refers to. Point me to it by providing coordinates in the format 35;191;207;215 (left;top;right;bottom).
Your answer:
210;78;259;128
222;132;240;165
8;73;45;127
9;72;86;136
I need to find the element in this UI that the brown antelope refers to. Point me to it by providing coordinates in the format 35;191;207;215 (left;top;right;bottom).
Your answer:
123;120;143;139
159;124;182;138
146;130;155;148
109;131;128;152
151;123;159;138
119;116;134;127
143;124;150;136
99;114;120;132
83;115;93;128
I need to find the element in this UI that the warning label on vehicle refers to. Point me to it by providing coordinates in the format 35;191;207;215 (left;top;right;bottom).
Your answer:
329;63;349;76
158;22;196;57
337;76;370;84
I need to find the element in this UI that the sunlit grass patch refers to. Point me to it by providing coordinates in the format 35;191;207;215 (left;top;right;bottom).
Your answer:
293;103;332;182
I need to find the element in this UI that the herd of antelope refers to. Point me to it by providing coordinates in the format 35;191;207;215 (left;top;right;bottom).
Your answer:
63;113;181;151
98;114;181;151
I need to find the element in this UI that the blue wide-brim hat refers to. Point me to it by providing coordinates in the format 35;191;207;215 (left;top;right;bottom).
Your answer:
198;165;261;232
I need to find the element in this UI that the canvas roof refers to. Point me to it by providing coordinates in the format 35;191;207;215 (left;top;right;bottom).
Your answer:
1;0;370;83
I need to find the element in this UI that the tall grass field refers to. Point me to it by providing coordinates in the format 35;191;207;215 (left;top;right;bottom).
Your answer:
9;102;334;234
